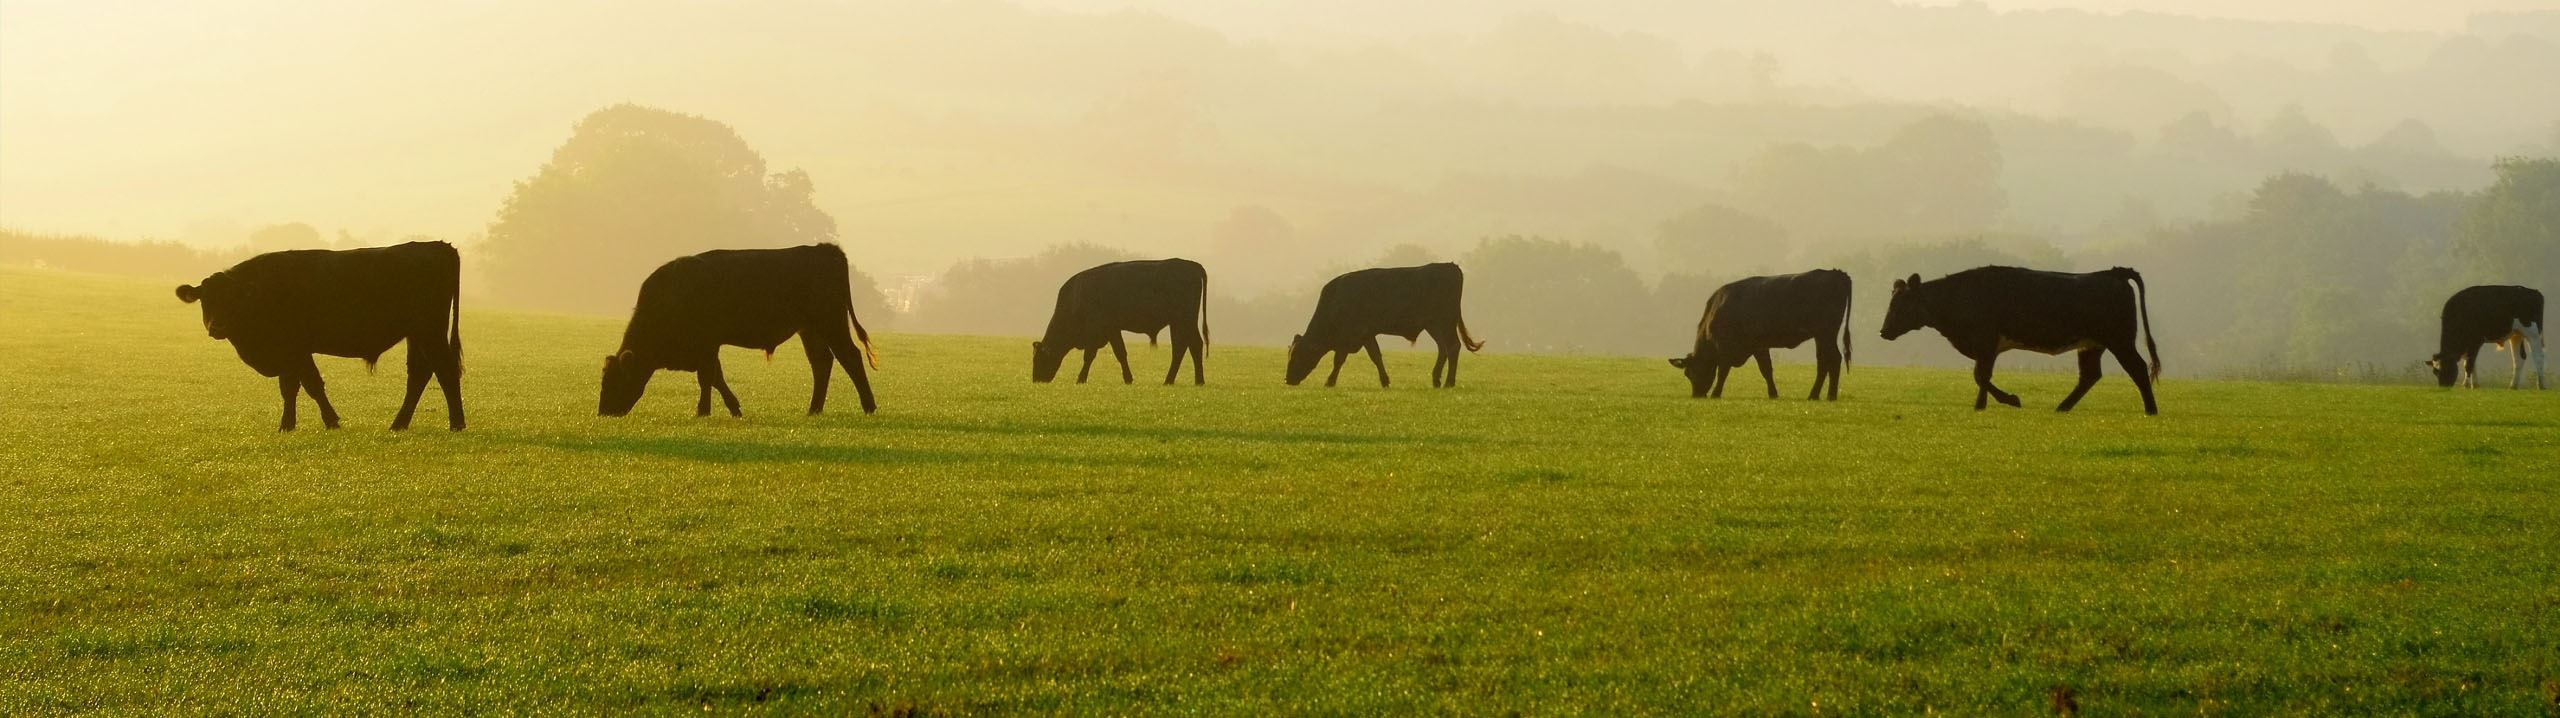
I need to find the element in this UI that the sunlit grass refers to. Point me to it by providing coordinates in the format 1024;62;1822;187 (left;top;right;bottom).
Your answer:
1;267;2554;713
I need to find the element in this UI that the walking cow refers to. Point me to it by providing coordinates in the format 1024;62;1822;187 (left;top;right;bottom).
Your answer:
599;243;879;417
1880;266;2163;415
1032;259;1210;385
1666;269;1853;400
174;241;464;431
1285;263;1485;388
2428;285;2545;389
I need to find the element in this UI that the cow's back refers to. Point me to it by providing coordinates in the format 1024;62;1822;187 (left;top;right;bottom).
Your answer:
627;245;843;359
1309;263;1462;339
1056;259;1205;332
2445;285;2544;336
1700;269;1849;344
1933;266;2135;345
228;242;458;358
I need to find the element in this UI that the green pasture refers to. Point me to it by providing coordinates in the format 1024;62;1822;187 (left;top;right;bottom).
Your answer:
1;267;2554;714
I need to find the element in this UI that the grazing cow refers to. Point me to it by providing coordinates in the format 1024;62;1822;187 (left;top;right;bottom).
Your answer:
1285;263;1485;388
2429;285;2545;389
1666;269;1854;400
1032;258;1210;385
599;243;879;417
175;241;463;431
1881;266;2162;415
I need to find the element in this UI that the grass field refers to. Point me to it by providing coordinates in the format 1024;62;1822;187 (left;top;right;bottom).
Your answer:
2;267;2556;714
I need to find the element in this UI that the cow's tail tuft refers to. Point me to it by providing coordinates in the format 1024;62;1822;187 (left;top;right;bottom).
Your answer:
2116;267;2159;382
1840;274;1853;373
1458;316;1486;352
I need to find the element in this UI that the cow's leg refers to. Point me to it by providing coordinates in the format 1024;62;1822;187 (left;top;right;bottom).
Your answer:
1163;329;1186;385
705;357;742;417
432;343;463;431
2056;349;2104;412
2464;350;2479;389
2112;345;2158;415
821;329;878;414
1108;334;1133;384
1973;354;2020;409
1710;363;1730;399
297;359;342;430
803;337;833;415
1325;350;1347;387
1186;325;1206;386
1812;335;1842;401
1076;347;1098;384
2532;323;2547;390
1364;337;1390;388
2508;327;2526;390
276;373;301;432
389;348;433;431
1755;349;1778;399
694;375;714;417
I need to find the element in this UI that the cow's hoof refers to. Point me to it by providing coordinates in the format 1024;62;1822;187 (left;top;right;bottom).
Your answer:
1997;395;2023;408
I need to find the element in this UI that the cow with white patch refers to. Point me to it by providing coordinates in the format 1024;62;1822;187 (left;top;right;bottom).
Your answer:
2429;285;2545;389
1880;266;2162;415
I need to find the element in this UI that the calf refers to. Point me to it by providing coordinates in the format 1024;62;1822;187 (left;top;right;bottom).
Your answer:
2429;285;2545;389
1666;269;1853;400
1881;266;2162;414
1286;263;1484;388
1032;259;1210;385
600;243;879;417
175;241;463;431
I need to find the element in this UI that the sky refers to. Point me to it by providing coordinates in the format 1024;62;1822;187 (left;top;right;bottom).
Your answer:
1;0;2553;268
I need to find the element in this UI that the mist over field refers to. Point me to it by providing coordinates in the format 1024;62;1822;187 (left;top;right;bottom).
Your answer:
4;0;2558;376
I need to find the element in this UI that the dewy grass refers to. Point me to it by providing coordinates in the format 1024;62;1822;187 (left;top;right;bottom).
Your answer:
2;267;2555;713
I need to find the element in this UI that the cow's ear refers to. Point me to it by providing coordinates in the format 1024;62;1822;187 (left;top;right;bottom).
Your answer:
175;284;200;303
1891;279;1905;293
2426;358;2440;371
1906;273;1922;286
1031;341;1042;351
1667;357;1687;368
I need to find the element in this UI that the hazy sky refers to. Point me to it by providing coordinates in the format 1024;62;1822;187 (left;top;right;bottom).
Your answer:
2;0;2552;269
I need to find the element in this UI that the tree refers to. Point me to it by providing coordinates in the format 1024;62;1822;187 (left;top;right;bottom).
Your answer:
482;104;874;315
1208;205;1306;296
1460;236;1651;355
247;223;325;253
2455;157;2560;288
1653;203;1789;276
1733;114;2005;243
907;243;1138;337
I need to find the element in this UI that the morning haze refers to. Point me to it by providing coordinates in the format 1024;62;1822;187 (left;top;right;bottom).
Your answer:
4;0;2557;377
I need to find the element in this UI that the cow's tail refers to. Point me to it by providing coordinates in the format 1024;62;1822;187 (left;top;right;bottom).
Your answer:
1457;316;1486;352
2115;267;2160;382
1198;268;1211;356
1839;275;1852;373
447;290;463;377
842;275;880;370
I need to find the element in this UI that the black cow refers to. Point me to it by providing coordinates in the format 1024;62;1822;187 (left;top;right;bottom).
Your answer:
1285;263;1484;388
1032;259;1210;385
175;241;463;431
2429;285;2545;389
1666;269;1854;400
1881;266;2162;414
599;243;879;417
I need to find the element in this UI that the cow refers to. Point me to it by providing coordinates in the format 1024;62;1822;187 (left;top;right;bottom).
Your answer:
1285;263;1485;388
174;240;463;431
1666;269;1854;400
2428;285;2545;389
1032;259;1210;385
1881;266;2162;415
599;243;879;418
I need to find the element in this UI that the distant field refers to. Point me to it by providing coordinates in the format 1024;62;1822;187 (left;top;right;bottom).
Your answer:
2;267;2555;714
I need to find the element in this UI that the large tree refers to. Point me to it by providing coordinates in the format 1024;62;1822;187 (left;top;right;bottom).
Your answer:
483;104;870;315
2456;157;2560;288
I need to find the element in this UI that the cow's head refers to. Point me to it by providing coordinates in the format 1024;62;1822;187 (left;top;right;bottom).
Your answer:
1668;341;1749;396
598;350;653;416
1284;335;1322;385
174;272;247;340
2426;353;2459;387
1880;273;1929;340
1030;340;1070;383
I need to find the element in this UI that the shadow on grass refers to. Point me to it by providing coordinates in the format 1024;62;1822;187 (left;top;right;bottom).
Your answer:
897;418;1484;447
523;436;1149;469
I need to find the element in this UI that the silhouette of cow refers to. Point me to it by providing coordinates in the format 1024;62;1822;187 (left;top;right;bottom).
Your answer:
1032;259;1209;385
2429;285;2545;389
175;241;463;431
1285;263;1484;388
1667;269;1853;400
599;243;878;417
1882;266;2162;414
